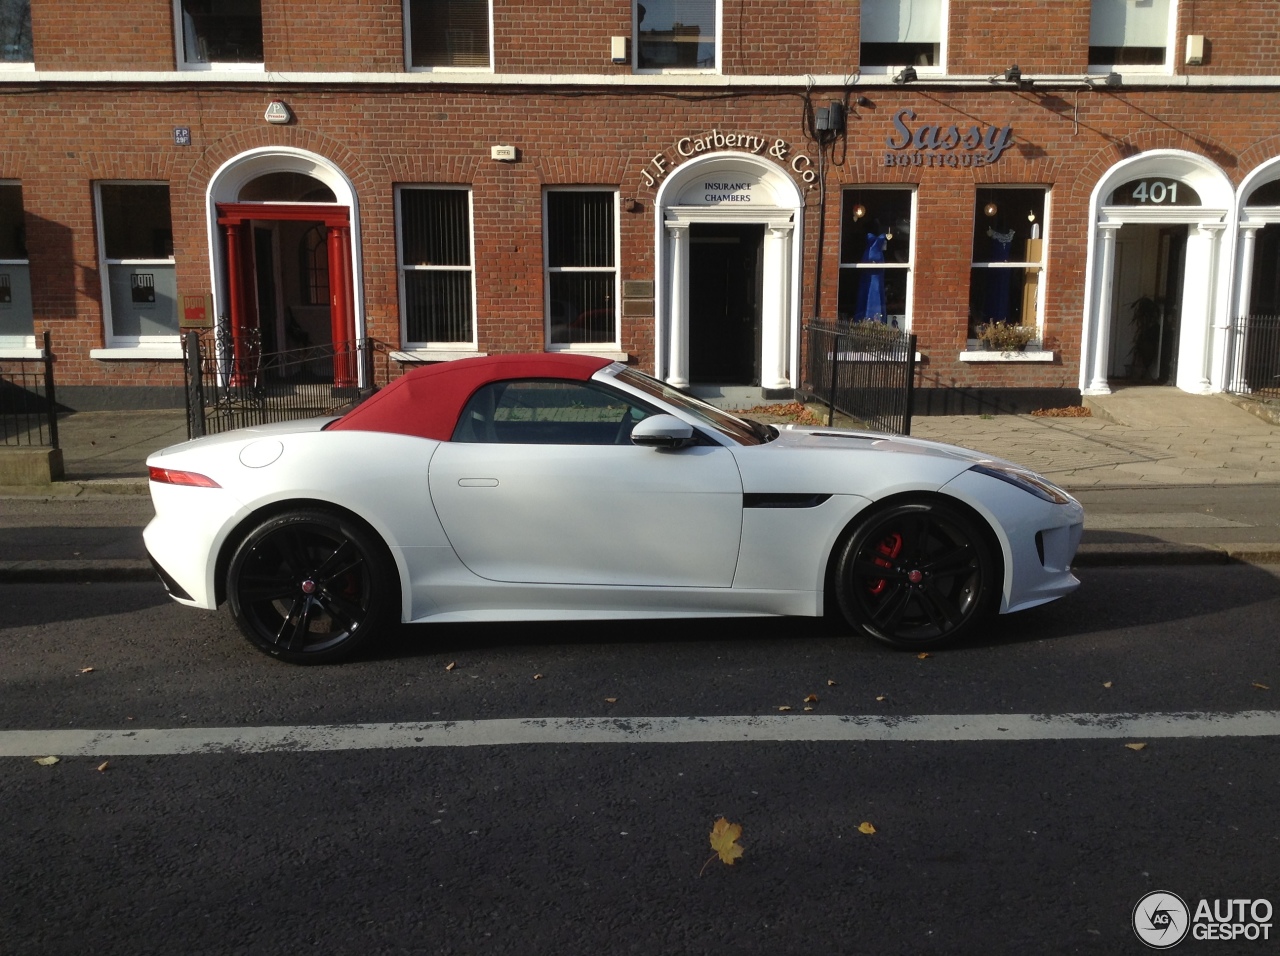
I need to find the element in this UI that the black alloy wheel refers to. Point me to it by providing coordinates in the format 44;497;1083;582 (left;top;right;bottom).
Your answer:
835;498;1000;649
226;509;397;664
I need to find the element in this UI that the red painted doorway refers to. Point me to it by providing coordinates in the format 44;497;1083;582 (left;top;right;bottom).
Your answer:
216;202;357;388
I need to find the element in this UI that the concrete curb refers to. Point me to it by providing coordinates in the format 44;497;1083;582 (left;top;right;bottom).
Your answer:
1074;542;1280;567
0;478;149;498
0;559;157;583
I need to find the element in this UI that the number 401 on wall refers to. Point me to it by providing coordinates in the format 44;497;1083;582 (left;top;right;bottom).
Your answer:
1131;180;1179;203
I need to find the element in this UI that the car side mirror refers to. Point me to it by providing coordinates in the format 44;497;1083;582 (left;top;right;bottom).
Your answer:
630;414;695;449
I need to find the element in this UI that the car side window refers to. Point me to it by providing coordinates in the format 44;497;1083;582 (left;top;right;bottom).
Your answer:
452;379;655;445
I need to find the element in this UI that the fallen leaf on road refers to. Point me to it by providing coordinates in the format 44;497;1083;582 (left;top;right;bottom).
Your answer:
1125;742;1147;751
33;756;59;766
533;674;543;680
1103;681;1113;688
803;706;814;712
858;822;876;835
827;679;837;687
97;762;109;772
876;695;886;701
917;653;930;660
444;661;456;671
777;705;792;712
604;697;617;703
804;693;819;703
79;667;94;674
709;818;744;865
1254;683;1270;690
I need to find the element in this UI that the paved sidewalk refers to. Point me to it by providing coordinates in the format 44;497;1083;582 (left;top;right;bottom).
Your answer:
911;388;1280;488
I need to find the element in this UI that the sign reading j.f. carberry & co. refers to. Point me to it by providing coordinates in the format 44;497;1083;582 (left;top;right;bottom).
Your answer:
885;109;1015;167
638;130;816;189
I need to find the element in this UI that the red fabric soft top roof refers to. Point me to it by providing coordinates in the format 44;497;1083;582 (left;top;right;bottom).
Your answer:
329;353;615;441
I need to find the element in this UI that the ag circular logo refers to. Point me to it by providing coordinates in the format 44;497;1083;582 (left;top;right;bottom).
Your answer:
1134;891;1191;949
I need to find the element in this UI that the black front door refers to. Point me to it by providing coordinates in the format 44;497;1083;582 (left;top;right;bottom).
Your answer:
688;223;764;385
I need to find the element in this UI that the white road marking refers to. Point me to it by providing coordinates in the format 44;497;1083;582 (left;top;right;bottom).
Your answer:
3;711;1279;757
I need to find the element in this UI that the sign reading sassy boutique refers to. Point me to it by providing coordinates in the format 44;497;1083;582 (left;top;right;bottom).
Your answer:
885;109;1015;167
638;129;815;189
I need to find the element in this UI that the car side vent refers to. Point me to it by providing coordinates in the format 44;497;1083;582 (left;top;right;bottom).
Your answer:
743;493;832;509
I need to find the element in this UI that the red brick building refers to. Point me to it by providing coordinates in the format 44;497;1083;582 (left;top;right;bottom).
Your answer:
1;0;1279;411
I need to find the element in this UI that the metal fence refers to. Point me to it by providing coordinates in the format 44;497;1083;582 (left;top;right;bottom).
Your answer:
1227;314;1280;398
0;330;59;449
801;321;917;435
183;327;393;438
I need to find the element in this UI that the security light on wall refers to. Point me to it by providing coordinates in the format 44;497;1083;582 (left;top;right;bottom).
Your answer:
1185;34;1205;66
611;36;628;64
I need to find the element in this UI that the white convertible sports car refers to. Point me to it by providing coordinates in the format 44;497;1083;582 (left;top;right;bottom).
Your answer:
144;354;1083;663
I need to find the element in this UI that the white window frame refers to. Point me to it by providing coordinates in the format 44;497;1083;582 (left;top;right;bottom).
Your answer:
172;0;265;73
404;0;494;72
966;187;1051;347
543;187;621;352
92;181;181;355
0;0;33;72
0;179;34;352
395;185;479;352
858;0;948;77
837;186;918;331
632;0;721;75
1087;0;1177;75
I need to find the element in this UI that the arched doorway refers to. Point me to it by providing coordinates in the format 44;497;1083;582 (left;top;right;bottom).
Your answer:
654;152;804;392
205;148;363;388
1081;150;1232;394
1231;162;1280;394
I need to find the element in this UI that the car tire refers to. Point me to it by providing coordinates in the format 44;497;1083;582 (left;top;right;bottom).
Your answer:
226;509;398;664
834;498;1000;650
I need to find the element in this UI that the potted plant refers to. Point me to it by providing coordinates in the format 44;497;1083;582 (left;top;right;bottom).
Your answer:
975;320;1036;352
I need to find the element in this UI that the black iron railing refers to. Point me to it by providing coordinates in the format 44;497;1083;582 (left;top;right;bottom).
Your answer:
183;327;393;438
0;330;58;449
1227;314;1280;398
801;321;917;435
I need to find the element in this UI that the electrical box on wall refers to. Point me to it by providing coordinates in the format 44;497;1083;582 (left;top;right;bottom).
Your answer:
611;36;628;63
1185;34;1205;65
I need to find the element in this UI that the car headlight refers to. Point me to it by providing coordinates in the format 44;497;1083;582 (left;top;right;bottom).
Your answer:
969;462;1074;505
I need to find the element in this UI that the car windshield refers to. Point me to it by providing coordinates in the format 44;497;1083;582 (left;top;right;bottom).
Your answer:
612;367;774;446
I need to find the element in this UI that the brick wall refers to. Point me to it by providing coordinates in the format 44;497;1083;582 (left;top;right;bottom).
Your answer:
32;0;175;71
5;79;1279;394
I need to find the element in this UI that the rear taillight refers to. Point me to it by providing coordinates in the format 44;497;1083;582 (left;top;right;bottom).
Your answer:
148;466;221;488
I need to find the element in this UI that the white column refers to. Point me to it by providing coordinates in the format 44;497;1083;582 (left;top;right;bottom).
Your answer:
760;221;794;390
1086;223;1123;394
1229;224;1262;392
1178;222;1224;393
666;222;691;388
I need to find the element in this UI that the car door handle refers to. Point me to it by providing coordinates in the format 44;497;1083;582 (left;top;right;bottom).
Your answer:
457;478;499;487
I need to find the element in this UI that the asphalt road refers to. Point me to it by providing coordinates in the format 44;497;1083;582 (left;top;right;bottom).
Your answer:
2;567;1278;954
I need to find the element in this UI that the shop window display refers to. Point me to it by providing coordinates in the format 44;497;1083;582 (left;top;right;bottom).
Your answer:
968;187;1047;339
837;189;913;328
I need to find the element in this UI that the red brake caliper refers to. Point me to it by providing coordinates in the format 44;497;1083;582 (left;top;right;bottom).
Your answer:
868;532;904;595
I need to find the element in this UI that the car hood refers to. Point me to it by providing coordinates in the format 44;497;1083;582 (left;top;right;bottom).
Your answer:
728;423;1045;498
772;424;1020;467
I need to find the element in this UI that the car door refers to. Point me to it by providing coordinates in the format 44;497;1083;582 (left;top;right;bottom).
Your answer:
427;378;743;587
